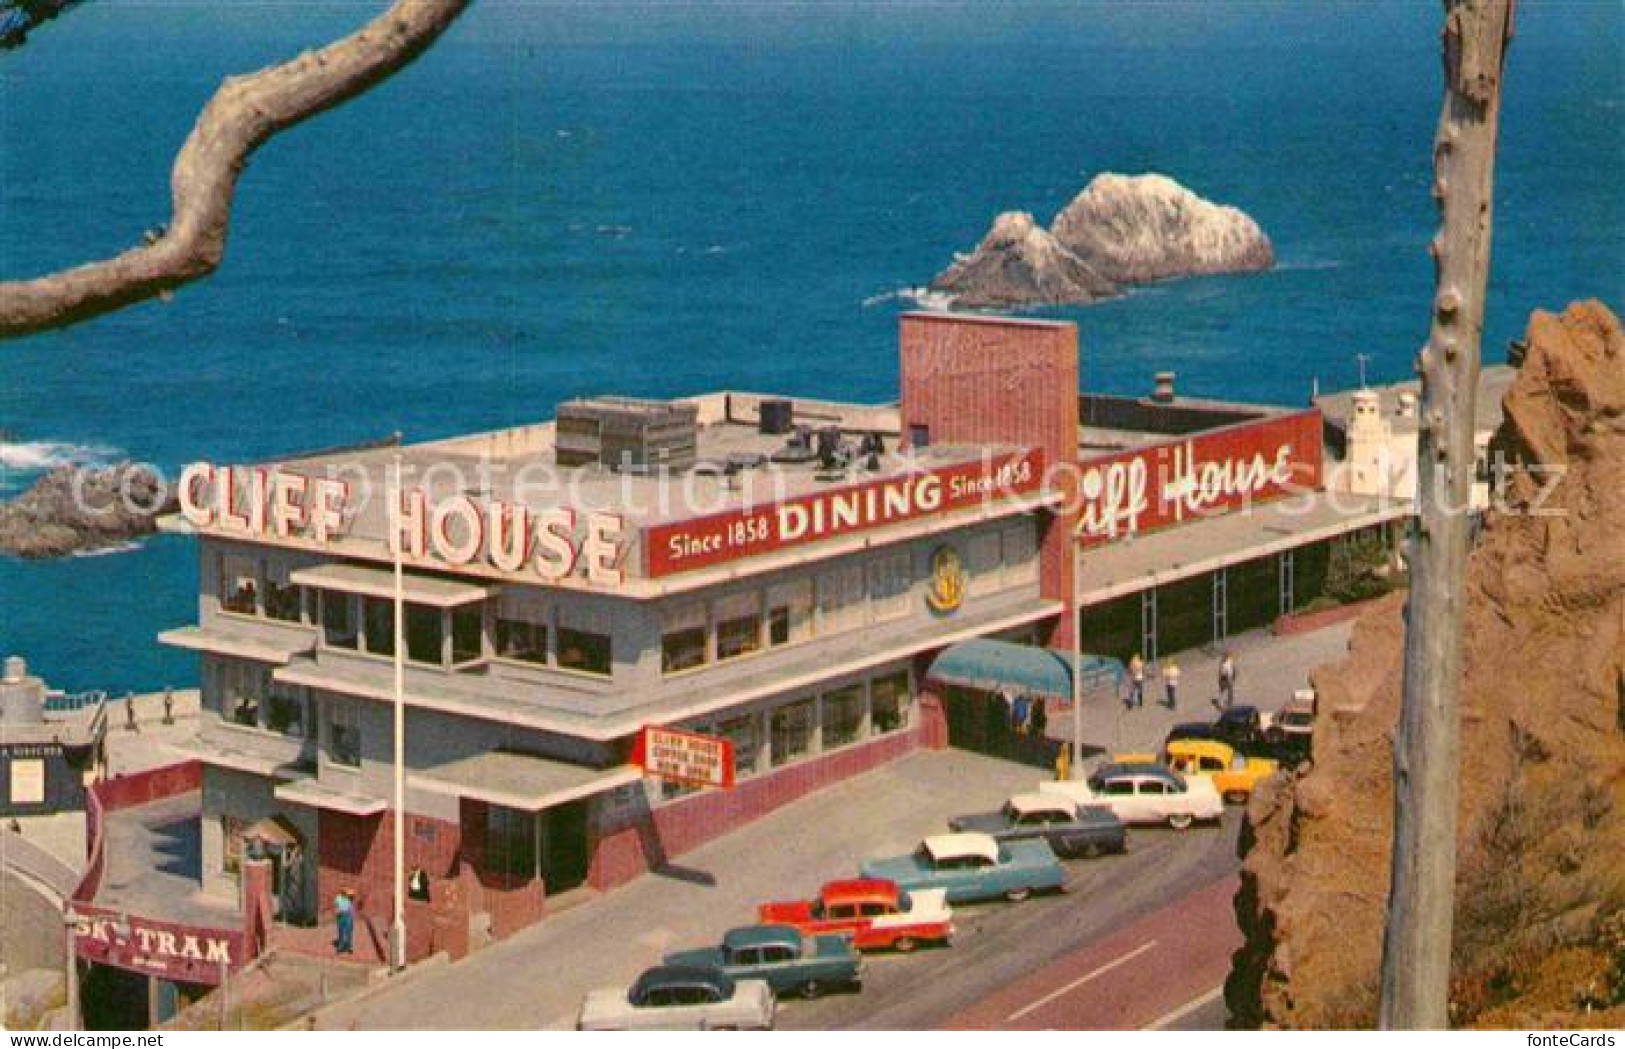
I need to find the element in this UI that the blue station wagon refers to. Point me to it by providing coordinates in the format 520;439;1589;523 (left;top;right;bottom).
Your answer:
858;831;1066;904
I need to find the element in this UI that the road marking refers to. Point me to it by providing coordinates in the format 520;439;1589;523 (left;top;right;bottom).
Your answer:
1004;940;1158;1022
1144;984;1225;1030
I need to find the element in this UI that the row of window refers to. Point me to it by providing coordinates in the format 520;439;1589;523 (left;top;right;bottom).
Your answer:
663;669;911;799
214;661;310;740
657;523;1036;676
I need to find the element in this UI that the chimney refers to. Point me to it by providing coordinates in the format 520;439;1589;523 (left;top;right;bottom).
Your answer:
1396;392;1418;419
1151;371;1177;404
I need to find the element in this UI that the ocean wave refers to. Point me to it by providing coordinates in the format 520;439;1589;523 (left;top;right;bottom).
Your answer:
70;540;145;559
862;286;957;310
0;439;119;474
1276;258;1344;272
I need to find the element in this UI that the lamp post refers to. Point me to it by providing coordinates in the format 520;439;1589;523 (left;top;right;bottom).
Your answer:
62;907;79;1031
390;458;407;973
1070;606;1083;775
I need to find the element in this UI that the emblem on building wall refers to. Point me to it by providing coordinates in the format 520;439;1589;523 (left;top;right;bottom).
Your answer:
926;545;966;613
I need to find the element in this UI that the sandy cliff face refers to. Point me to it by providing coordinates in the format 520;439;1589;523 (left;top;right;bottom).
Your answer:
928;210;1117;308
1229;300;1625;1029
929;173;1273;307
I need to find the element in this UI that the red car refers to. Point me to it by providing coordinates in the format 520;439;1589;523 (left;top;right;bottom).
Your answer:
757;878;953;952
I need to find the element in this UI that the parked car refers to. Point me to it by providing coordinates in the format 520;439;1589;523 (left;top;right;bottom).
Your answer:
1161;739;1280;804
1213;704;1267;748
1040;761;1225;829
663;924;862;999
948;794;1127;858
758;877;953;953
1264;690;1317;762
1163;720;1221;750
577;965;775;1030
858;832;1066;904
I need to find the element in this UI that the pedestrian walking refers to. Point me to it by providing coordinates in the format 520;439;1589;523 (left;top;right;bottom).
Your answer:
333;889;355;955
1218;651;1238;709
1163;660;1181;710
1030;696;1047;738
1127;654;1145;709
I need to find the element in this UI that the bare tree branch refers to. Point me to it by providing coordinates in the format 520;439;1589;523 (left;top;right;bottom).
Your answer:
0;0;469;339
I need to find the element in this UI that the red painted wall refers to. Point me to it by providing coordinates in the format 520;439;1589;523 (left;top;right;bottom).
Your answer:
899;313;1081;647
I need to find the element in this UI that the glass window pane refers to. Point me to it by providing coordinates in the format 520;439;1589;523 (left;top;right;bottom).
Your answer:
714;592;761;661
405;603;443;664
558;627;611;675
714;714;758;778
495;599;548;665
767;578;813;647
451;607;483;663
821;684;865;749
266;683;306;738
220;556;259;615
264;563;302;622
363;596;395;656
328;703;361;767
770;699;815;766
870;670;911;735
322;592;358;650
661;602;708;673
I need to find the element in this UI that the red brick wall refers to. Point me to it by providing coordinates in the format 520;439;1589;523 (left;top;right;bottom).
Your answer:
588;722;925;891
315;808;468;962
899;313;1081;646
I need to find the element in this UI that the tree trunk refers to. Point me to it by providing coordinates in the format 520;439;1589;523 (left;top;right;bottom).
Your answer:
1379;0;1514;1030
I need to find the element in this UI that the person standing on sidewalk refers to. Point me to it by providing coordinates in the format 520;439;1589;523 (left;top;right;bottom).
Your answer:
333;889;355;955
1127;654;1146;709
1218;651;1238;709
1163;660;1182;710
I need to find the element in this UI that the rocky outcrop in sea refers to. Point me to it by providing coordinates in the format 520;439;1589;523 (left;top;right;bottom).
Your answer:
928;173;1274;308
0;462;174;558
1227;301;1625;1029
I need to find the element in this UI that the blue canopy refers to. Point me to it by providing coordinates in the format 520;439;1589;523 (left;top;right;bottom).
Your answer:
926;639;1122;700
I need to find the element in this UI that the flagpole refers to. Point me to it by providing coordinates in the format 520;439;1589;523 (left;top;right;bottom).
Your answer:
1071;606;1082;774
390;458;407;972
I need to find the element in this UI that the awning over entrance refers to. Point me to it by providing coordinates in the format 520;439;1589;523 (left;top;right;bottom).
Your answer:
927;640;1121;700
290;563;493;608
410;751;641;812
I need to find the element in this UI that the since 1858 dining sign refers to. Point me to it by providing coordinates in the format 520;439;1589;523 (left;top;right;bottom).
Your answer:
632;726;735;790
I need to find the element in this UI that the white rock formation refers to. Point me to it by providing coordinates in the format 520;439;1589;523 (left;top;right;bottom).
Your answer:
927;211;1116;309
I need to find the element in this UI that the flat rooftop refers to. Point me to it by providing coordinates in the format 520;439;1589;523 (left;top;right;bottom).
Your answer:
1316;365;1518;437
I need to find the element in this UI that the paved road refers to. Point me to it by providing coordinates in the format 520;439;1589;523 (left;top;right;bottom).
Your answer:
780;817;1241;1030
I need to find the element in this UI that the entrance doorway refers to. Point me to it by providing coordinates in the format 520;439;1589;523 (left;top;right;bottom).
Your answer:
540;801;588;893
942;685;1056;769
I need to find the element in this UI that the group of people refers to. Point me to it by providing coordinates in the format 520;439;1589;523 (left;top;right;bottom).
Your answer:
1123;651;1239;711
1005;692;1049;738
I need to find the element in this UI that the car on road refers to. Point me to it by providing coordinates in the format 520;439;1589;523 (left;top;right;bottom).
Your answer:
576;965;776;1030
662;924;862;999
948;794;1127;858
858;832;1066;904
1214;705;1267;749
1040;761;1224;829
1264;691;1316;764
758;877;953;953
1160;739;1280;804
1164;720;1222;750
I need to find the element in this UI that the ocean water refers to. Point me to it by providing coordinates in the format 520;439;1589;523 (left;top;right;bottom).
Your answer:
1;1;1621;692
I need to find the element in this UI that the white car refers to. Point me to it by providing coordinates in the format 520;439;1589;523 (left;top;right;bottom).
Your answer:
577;965;776;1030
1040;761;1224;829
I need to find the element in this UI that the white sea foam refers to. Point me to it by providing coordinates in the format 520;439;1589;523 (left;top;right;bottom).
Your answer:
1276;259;1344;272
862;286;957;310
0;439;118;473
70;541;144;559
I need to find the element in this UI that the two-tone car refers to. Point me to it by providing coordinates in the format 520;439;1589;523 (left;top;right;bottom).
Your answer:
663;924;862;999
576;965;775;1030
1159;739;1279;804
758;877;953;952
858;831;1066;904
1040;761;1224;830
948;794;1127;858
1264;690;1316;764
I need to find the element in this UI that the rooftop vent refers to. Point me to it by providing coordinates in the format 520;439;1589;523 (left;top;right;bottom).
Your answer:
1151;371;1177;404
1396;392;1418;418
555;396;698;474
758;398;794;436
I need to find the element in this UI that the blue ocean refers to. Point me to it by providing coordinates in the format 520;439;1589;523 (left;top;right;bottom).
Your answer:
2;1;1621;692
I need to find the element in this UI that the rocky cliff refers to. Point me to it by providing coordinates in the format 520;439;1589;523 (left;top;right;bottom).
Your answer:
928;173;1273;308
1229;300;1625;1029
928;210;1116;308
0;462;174;558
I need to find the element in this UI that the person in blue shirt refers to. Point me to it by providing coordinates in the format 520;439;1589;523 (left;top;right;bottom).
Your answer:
333;889;355;955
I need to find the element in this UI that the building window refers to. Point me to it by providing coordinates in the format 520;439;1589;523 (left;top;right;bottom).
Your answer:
867;551;912;622
485;805;536;878
264;564;302;623
967;530;1003;596
266;684;307;738
220;556;259;615
714;714;758;778
822;683;865;749
770;698;816;767
660;602;708;674
222;662;264;728
767;577;813;647
715;591;762;661
871;670;911;735
557;627;611;676
909;424;930;449
451;607;483;664
322;592;358;650
405;603;443;665
362;596;395;656
1002;520;1039;587
817;563;865;636
494;598;548;665
328;703;361;767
